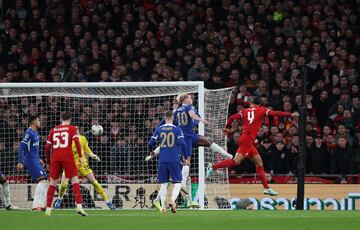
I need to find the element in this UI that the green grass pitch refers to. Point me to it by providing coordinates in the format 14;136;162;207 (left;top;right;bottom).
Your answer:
1;210;360;230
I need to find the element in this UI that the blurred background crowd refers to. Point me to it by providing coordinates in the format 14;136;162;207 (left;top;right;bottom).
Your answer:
0;0;360;180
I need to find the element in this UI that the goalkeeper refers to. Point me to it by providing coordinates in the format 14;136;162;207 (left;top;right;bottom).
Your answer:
54;131;115;210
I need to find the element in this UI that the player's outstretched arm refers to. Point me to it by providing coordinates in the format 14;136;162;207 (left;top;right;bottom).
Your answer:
189;110;208;126
226;113;241;127
83;139;100;161
176;128;188;159
266;109;297;117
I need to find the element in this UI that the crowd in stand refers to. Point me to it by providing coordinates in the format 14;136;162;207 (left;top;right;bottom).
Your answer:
0;0;360;178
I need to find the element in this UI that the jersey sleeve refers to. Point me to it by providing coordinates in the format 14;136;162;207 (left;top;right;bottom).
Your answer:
18;131;31;163
148;127;159;151
45;129;54;164
266;108;292;117
184;105;195;113
176;127;187;158
46;129;53;145
71;126;82;158
226;112;242;127
81;136;92;155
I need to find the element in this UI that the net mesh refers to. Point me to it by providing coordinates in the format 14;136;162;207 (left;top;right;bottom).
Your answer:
0;84;232;209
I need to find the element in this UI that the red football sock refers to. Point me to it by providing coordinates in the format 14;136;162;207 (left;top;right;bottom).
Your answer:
72;183;83;205
46;185;56;208
256;166;270;189
212;159;236;170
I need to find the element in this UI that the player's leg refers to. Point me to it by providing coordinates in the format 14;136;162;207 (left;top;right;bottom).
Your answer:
157;162;170;213
179;137;192;194
85;172;115;210
0;172;18;210
65;161;88;216
180;138;193;207
168;162;182;213
251;153;278;196
33;178;49;211
207;135;250;177
206;151;245;178
45;161;62;216
153;183;171;210
54;172;68;209
26;163;48;210
58;173;69;198
198;135;233;159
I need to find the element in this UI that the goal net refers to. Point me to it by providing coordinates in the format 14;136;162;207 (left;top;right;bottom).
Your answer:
0;82;232;210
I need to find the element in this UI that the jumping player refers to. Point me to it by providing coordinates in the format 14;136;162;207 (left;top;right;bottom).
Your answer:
17;115;48;211
206;96;299;196
175;94;233;207
54;131;115;210
148;111;187;213
45;112;87;216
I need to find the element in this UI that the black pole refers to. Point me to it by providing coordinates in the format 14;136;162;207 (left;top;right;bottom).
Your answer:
296;66;307;210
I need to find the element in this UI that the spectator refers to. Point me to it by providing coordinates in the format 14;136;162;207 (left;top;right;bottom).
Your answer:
187;57;208;81
309;134;330;174
259;138;273;172
331;137;351;176
271;141;291;174
335;124;353;148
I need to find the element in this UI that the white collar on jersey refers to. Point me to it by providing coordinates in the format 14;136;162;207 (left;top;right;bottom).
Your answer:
161;124;176;127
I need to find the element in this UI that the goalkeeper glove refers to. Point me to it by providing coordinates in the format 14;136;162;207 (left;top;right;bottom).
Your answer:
92;154;101;161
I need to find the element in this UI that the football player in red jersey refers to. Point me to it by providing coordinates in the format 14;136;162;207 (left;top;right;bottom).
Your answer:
207;96;299;196
44;112;88;216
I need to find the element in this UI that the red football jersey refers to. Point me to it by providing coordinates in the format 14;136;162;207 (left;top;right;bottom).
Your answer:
226;105;292;143
240;105;269;140
46;124;78;162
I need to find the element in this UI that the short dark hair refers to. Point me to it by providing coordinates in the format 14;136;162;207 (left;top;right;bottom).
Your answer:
28;115;38;126
60;112;72;121
164;110;173;119
251;96;262;105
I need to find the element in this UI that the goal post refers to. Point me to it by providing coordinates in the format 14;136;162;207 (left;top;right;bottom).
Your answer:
0;82;232;210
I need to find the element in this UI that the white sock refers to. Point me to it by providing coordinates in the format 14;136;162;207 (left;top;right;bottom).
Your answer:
154;147;160;155
181;165;190;188
186;177;192;204
159;183;168;208
210;143;233;159
171;183;181;203
2;182;11;207
32;183;41;208
39;180;49;208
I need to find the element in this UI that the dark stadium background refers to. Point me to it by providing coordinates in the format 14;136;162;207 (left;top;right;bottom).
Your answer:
0;0;359;185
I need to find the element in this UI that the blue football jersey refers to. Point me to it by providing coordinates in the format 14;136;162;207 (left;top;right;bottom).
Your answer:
18;128;41;163
174;104;196;136
148;124;186;163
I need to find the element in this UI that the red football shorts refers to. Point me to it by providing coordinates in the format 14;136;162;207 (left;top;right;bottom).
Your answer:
49;161;78;179
236;134;259;158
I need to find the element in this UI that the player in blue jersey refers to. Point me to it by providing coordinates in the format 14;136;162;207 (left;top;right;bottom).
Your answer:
173;93;232;208
146;93;232;208
17;115;49;211
0;171;19;210
148;111;187;214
